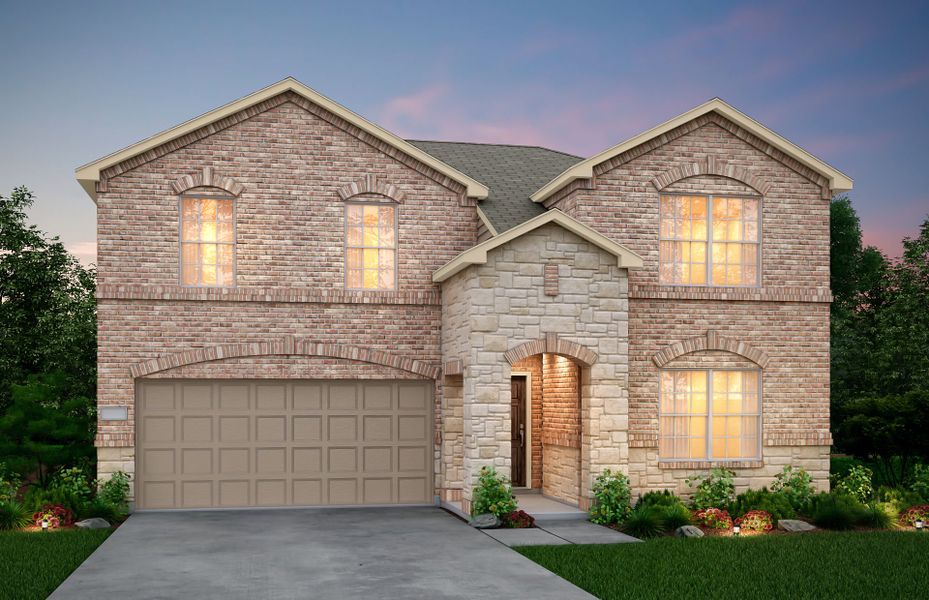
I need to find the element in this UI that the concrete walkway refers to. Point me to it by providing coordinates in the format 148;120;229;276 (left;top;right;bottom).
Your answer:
482;520;640;547
50;507;594;600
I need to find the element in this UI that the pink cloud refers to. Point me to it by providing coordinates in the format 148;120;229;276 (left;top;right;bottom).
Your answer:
68;241;97;266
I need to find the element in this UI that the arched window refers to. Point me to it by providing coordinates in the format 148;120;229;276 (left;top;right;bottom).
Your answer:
180;194;235;287
345;202;397;290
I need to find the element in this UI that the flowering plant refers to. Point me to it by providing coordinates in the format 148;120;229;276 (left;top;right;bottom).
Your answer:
471;466;517;518
33;504;74;529
693;507;732;529
898;504;929;527
503;509;535;529
735;510;774;532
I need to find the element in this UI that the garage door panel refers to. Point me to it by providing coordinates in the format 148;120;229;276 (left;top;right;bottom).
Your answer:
136;379;432;509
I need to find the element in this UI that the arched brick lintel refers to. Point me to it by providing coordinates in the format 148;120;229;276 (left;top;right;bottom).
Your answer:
503;333;599;367
337;175;405;203
652;330;771;368
651;156;773;196
130;336;440;379
171;167;245;196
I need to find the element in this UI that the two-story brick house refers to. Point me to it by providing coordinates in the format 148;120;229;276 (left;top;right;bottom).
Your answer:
77;78;850;512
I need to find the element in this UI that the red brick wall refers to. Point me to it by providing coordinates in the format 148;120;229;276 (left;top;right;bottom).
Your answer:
541;354;581;448
95;92;479;450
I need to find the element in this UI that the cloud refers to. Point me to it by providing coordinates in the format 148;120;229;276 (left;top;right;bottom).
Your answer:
68;241;97;266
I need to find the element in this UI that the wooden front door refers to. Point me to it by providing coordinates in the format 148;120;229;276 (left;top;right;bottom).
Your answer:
510;376;527;487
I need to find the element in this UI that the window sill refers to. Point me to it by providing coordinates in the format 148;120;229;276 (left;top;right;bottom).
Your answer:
658;459;764;470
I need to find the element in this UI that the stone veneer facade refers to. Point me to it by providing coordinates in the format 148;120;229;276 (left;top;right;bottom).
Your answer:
92;87;834;508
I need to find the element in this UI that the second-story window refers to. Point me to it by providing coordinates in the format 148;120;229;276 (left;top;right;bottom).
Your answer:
180;195;235;287
659;194;760;286
345;203;396;290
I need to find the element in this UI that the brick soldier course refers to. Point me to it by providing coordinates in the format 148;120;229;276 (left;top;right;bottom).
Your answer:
77;78;850;511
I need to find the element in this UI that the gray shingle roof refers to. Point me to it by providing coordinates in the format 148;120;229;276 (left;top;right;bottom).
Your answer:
406;140;581;233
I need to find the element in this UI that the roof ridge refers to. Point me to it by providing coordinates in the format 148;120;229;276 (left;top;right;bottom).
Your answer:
407;139;582;160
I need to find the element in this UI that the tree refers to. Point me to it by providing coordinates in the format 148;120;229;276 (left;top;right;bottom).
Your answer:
0;373;95;487
0;187;96;411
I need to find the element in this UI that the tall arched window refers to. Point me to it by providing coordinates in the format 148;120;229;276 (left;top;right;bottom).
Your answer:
180;194;235;287
345;203;397;290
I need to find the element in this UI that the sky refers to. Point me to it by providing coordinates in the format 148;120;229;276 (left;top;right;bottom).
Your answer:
1;0;927;265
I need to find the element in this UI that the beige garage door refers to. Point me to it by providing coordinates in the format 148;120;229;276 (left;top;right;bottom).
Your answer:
135;379;433;510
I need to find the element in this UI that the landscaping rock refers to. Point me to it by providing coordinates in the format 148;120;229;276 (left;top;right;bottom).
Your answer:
778;519;816;533
675;525;704;538
75;517;111;529
469;513;501;529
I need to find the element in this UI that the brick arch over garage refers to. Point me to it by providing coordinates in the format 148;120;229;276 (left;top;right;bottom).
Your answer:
503;333;599;367
650;156;773;196
651;330;771;368
129;336;440;379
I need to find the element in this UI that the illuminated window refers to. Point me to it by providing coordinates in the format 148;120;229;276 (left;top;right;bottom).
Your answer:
659;195;760;286
180;196;235;287
659;369;760;460
345;203;396;290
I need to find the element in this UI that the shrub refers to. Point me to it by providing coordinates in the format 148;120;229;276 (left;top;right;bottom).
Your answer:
686;468;735;510
0;500;32;530
503;509;535;529
97;471;131;515
79;498;120;522
693;507;733;529
832;465;873;503
659;503;693;531
471;466;517;518
635;490;684;509
875;486;923;516
858;502;895;529
32;504;74;529
0;463;22;504
621;505;665;539
911;464;929;502
22;486;84;516
811;493;864;530
735;510;773;533
732;488;795;523
771;465;815;511
51;466;94;504
589;469;632;525
898;505;929;528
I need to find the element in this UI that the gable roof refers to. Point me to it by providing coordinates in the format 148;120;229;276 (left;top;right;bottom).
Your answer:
530;98;853;204
407;140;581;234
433;209;643;282
75;78;490;202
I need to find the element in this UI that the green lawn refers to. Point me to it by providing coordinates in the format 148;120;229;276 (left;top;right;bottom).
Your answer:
0;529;111;600
517;531;929;600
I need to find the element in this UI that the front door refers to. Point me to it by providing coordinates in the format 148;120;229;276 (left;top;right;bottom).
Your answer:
510;376;527;487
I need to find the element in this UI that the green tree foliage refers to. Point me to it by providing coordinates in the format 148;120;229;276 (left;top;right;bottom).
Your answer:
0;187;96;480
0;373;95;487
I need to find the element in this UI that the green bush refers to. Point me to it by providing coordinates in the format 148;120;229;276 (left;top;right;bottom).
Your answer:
96;471;131;514
732;488;796;523
51;466;94;504
589;469;632;525
21;486;85;516
686;468;735;510
832;465;873;503
621;505;665;539
910;464;929;502
0;500;32;530
811;493;865;530
78;498;120;522
635;490;683;509
858;502;895;529
771;465;815;511
471;466;517;518
875;486;923;516
659;503;692;531
0;463;22;504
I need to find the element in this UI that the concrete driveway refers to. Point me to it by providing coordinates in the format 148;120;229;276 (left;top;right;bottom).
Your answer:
51;507;594;599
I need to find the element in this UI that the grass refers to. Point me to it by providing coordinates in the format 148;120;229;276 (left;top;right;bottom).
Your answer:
0;528;111;600
517;531;929;600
